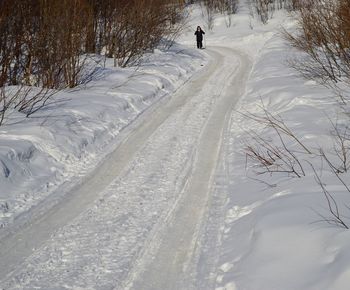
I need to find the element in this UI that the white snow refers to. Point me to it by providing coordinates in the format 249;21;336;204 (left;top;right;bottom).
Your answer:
0;45;206;229
1;1;350;290
200;3;350;290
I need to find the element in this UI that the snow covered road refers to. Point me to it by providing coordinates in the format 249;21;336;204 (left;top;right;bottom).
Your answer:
127;47;251;290
0;46;251;290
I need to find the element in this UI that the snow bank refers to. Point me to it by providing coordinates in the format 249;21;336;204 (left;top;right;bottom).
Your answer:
210;7;350;290
0;45;207;228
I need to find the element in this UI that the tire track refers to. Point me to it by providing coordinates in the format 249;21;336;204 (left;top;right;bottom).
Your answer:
125;47;252;290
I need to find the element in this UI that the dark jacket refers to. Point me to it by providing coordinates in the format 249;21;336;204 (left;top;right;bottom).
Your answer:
195;30;205;41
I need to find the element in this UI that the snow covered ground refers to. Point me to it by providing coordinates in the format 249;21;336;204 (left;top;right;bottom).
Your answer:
0;45;206;229
1;1;350;290
197;4;350;290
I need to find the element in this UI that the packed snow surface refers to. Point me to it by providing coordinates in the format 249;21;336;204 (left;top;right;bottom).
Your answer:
0;45;206;228
1;1;350;290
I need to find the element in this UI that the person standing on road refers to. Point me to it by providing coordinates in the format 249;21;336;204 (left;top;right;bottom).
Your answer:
195;26;205;49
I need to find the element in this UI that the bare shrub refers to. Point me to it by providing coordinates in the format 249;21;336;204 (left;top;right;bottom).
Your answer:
29;0;93;89
0;87;22;125
242;101;312;154
202;2;215;30
250;0;299;24
253;0;272;24
320;119;350;174
242;105;309;177
117;0;172;66
310;163;350;229
202;0;238;13
201;0;238;29
89;0;187;67
0;0;187;124
161;3;190;49
14;87;57;117
245;131;307;177
243;103;350;229
1;0;187;84
285;0;350;87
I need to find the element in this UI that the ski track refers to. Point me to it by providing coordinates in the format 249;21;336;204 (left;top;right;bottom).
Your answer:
0;46;251;290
